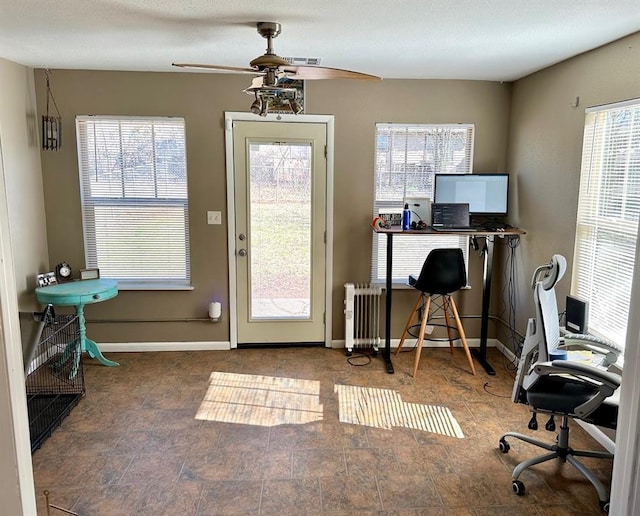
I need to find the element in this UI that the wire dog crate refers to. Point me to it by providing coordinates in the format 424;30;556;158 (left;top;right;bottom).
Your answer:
22;308;85;452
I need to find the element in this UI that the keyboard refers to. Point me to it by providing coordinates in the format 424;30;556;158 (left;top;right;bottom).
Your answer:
431;226;478;232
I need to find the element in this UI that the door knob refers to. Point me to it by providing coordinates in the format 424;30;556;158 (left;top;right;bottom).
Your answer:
238;233;246;241
238;249;247;257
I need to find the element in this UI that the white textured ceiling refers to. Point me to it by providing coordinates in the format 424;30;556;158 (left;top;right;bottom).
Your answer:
1;0;639;81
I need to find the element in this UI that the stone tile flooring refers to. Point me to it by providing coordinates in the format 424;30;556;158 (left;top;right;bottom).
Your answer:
31;346;612;515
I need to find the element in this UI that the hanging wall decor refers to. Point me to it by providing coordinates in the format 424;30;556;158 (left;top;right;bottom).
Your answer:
41;69;62;151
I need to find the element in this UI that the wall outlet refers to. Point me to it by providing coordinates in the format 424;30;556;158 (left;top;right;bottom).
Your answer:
207;211;222;225
424;325;435;335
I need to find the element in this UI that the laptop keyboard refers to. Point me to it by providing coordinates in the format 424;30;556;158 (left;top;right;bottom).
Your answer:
432;226;477;232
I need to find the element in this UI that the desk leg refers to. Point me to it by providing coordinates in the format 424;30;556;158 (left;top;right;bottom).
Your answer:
383;233;394;374
76;305;119;367
472;236;496;375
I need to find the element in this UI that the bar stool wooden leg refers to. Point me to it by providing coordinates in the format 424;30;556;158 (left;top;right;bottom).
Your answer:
412;296;431;377
396;294;423;355
442;295;455;354
448;297;476;375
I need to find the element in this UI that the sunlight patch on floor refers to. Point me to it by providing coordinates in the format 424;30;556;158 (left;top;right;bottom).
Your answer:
196;372;323;426
334;384;464;438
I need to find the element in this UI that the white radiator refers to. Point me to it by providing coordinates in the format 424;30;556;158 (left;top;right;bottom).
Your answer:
344;283;383;355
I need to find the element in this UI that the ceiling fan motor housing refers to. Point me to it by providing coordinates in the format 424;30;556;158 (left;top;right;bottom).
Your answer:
257;22;281;39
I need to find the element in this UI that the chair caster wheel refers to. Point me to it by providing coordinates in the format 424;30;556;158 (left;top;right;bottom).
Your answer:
599;500;610;513
499;438;510;453
512;480;525;495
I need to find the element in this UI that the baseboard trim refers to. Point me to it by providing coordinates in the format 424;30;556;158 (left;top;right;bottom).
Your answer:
99;341;231;352
495;340;518;362
102;339;497;352
331;338;498;349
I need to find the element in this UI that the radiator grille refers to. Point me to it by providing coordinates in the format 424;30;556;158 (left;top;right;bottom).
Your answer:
344;283;382;354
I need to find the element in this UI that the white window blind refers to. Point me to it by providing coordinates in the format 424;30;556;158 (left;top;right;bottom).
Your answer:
572;99;640;347
76;116;191;288
371;123;474;284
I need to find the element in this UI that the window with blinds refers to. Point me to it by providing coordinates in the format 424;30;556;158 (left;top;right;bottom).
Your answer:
571;99;640;347
371;123;474;284
76;116;191;288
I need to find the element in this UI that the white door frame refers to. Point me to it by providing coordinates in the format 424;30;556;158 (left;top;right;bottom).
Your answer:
610;231;640;514
224;112;334;349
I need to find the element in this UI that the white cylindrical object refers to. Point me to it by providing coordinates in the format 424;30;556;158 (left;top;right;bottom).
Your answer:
208;301;222;319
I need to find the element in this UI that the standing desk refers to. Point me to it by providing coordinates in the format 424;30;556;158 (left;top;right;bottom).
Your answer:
374;226;525;375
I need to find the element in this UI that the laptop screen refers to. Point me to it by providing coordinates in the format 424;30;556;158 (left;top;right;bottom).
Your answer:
431;203;470;227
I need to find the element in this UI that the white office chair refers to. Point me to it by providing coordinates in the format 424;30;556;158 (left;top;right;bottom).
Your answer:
499;254;622;513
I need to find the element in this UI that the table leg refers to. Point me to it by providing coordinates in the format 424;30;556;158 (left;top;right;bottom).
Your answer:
84;338;119;367
76;304;119;367
56;337;82;379
383;233;394;374
472;235;496;375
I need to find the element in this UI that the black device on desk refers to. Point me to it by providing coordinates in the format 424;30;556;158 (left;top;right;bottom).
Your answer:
431;203;472;230
566;295;589;334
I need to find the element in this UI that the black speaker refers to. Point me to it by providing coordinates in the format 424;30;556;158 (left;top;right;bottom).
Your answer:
566;295;589;333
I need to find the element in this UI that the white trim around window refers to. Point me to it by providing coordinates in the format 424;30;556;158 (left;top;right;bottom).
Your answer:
371;123;475;284
76;115;191;289
571;98;640;348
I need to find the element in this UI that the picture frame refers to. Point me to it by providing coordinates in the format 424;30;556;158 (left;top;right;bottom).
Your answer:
80;268;100;280
36;271;58;287
378;212;402;227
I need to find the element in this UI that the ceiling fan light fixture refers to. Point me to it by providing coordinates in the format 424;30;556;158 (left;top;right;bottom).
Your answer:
289;98;303;115
259;97;269;117
250;95;262;115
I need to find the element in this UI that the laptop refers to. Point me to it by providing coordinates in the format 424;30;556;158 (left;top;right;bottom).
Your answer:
431;203;475;231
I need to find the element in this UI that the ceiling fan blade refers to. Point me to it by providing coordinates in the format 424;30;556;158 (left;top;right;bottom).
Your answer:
172;63;260;74
281;65;381;81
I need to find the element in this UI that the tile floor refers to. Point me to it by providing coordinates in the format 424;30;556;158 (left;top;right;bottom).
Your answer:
31;346;613;515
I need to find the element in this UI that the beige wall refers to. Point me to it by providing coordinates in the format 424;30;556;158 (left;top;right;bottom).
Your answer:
307;79;512;339
35;71;252;344
34;70;512;343
0;58;49;309
30;29;640;348
505;32;640;339
0;56;42;516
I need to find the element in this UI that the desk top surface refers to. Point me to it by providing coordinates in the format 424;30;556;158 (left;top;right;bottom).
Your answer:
374;226;526;236
35;279;118;305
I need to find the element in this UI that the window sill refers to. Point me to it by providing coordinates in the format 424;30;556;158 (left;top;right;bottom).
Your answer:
116;283;195;291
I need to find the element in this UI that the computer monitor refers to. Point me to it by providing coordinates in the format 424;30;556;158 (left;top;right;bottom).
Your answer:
433;173;509;216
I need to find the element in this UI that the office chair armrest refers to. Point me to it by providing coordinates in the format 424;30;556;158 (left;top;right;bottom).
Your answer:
533;360;621;419
561;333;622;367
549;360;621;390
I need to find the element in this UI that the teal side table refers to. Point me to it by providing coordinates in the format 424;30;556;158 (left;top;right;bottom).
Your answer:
35;278;119;367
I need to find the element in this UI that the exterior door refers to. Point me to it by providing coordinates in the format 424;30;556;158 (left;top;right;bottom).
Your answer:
232;121;327;344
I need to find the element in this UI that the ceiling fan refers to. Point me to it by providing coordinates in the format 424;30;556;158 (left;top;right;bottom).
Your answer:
172;22;381;116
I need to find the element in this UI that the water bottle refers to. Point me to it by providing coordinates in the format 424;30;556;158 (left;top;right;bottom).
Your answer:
402;203;411;230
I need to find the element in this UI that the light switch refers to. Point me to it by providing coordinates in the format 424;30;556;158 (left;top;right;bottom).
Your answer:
207;211;222;225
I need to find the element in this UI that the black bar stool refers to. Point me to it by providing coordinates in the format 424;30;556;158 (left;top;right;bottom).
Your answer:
395;248;476;377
